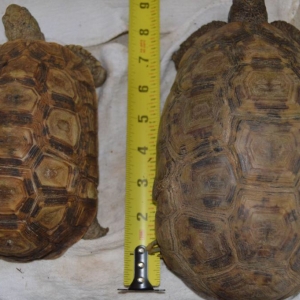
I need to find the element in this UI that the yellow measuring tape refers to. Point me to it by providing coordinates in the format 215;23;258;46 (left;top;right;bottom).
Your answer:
123;0;160;291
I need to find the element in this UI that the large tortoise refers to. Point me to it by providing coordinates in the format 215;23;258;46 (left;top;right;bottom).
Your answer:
151;0;300;299
0;4;107;261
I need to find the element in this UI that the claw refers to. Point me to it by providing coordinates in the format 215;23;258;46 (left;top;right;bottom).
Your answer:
146;239;161;255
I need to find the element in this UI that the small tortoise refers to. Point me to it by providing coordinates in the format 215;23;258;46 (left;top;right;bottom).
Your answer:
0;4;107;261
150;0;300;299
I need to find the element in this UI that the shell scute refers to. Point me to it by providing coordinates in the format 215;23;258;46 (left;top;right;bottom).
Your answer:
234;120;300;185
180;155;237;211
174;211;236;275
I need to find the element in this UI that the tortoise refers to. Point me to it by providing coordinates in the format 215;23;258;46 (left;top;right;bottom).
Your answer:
149;0;300;299
0;4;108;261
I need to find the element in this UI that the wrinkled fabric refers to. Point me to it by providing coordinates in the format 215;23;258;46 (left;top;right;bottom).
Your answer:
0;0;299;299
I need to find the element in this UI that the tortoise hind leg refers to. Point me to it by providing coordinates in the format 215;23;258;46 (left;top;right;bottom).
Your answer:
66;45;107;87
82;217;109;240
271;21;300;46
172;21;226;69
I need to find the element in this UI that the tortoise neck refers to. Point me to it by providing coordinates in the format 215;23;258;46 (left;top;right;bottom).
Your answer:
228;0;268;24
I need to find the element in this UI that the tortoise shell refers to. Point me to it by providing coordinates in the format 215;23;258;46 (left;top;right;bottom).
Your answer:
0;40;99;261
154;7;300;300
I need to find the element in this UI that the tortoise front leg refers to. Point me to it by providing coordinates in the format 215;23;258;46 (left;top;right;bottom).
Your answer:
271;21;300;46
172;21;226;70
66;45;107;87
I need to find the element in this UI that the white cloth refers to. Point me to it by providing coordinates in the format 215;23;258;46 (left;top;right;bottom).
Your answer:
0;1;299;299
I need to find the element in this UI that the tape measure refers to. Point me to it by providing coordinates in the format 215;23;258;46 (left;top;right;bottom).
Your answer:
122;0;161;291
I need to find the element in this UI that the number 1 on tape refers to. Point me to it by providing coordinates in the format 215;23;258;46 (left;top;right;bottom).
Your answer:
122;0;161;292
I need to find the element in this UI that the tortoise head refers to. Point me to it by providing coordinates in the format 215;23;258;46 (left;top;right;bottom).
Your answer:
228;0;268;24
2;4;45;41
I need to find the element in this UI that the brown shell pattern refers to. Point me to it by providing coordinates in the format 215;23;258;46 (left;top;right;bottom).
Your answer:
0;40;98;261
154;22;300;299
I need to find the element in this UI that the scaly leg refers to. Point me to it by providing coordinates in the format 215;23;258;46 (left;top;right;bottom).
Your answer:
66;44;107;87
82;217;109;240
271;20;300;46
172;21;226;69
